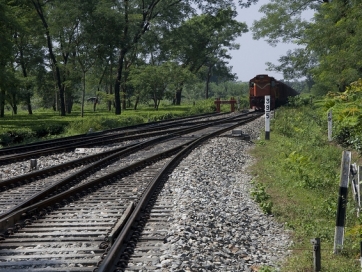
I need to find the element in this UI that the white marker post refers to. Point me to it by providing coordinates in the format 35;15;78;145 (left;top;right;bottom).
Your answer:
328;110;333;141
334;151;351;254
265;95;270;140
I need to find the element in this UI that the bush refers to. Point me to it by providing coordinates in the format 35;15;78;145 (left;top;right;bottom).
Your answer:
32;123;66;137
0;129;35;147
188;99;216;115
65;116;145;135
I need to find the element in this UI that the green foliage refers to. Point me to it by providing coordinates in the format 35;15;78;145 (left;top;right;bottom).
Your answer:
250;181;273;214
258;267;278;272
32;123;66;137
0;129;35;147
188;99;216;115
250;103;359;271
65;116;145;135
321;79;362;152
0;100;218;146
287;95;312;107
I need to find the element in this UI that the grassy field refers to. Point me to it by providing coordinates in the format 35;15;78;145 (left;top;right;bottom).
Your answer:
250;103;362;271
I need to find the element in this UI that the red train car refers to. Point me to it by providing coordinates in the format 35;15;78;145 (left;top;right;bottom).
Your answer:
249;74;298;110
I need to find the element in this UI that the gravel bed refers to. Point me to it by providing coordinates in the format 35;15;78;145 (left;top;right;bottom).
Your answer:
154;115;292;271
0;140;143;180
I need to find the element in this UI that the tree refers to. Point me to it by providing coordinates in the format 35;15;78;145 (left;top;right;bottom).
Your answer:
305;1;362;93
0;1;15;117
129;62;194;110
202;60;237;99
164;8;247;104
111;0;195;115
11;2;46;115
265;49;316;91
251;0;325;83
30;0;67;115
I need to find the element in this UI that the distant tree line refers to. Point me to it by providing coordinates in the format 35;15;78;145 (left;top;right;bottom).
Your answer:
0;0;257;117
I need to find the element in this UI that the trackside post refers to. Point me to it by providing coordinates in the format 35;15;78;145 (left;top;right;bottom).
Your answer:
310;238;321;271
265;95;270;140
328;110;332;141
334;151;351;254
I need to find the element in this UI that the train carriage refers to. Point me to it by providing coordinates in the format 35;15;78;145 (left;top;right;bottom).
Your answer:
249;74;298;110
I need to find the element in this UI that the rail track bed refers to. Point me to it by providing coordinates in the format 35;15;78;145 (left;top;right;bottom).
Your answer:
0;158;171;271
0;112;255;218
0;112;288;272
0;112;225;160
116;119;290;272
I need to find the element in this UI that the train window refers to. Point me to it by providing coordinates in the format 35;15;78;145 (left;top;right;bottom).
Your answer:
271;81;276;87
249;82;254;87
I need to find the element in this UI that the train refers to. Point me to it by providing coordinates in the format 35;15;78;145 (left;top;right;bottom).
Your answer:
249;74;299;110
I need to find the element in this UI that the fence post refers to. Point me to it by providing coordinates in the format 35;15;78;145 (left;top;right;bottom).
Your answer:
358;166;362;217
360;241;362;269
311;238;321;271
334;151;351;254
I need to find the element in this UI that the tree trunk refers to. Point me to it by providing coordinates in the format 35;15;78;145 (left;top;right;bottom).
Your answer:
134;95;139;110
205;65;212;99
0;89;5;117
107;81;112;111
12;104;18;115
108;57;113;111
121;82;126;110
93;97;98;112
32;0;66;116
81;71;85;118
175;88;182;105
114;48;127;115
65;90;73;114
153;94;158;109
26;93;33;114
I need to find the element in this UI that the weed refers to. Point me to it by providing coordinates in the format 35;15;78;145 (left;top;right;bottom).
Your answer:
250;181;273;214
250;105;359;271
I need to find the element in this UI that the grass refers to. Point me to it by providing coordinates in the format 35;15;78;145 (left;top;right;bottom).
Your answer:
249;104;361;271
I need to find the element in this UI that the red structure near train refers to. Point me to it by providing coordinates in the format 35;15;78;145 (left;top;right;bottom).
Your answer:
249;74;299;110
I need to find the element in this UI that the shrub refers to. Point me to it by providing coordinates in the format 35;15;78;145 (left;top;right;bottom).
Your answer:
65;116;145;135
0;129;35;147
250;181;273;214
32;123;66;137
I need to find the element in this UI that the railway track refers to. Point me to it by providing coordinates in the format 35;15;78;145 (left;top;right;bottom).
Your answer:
0;112;263;271
0;112;225;158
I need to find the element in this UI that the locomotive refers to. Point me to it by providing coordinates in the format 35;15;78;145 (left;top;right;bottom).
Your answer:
249;74;298;110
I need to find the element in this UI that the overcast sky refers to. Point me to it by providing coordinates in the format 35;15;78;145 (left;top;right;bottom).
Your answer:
229;0;301;82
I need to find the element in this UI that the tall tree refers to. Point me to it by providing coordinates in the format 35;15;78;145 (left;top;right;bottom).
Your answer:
30;0;67;116
11;1;46;114
251;0;325;83
306;1;362;92
164;8;247;104
0;1;14;117
112;0;194;115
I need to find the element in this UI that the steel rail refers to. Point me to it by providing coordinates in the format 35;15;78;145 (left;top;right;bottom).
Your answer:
0;112;250;165
0;112;223;156
96;115;259;271
0;114;260;235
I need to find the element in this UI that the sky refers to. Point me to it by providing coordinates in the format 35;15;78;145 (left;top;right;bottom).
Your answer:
229;0;299;82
